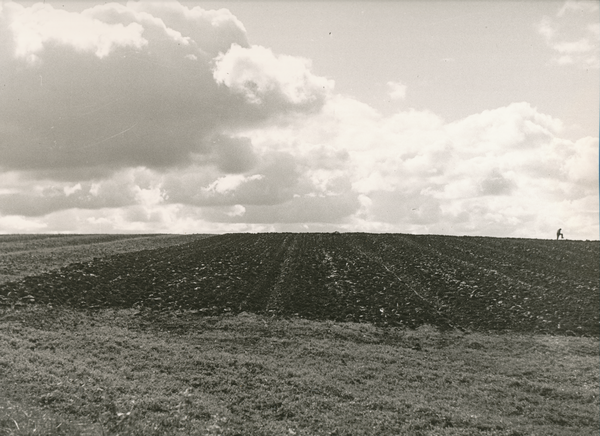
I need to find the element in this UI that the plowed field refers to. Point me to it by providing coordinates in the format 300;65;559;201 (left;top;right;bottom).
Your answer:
0;233;597;335
0;233;209;283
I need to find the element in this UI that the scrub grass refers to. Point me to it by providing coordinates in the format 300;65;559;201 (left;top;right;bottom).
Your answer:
0;306;598;436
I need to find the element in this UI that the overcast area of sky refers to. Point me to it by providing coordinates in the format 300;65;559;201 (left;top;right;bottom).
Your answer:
0;0;598;239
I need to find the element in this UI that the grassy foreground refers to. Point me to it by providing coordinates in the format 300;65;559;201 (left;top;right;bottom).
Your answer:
0;306;598;436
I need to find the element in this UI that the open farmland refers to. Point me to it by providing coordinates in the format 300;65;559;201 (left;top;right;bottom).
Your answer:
0;234;209;284
0;233;597;335
0;233;598;435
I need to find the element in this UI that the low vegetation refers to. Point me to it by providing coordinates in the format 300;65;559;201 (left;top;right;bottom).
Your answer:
0;233;597;435
0;306;598;435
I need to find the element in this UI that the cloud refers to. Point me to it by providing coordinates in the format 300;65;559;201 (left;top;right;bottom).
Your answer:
64;183;82;197
562;136;599;184
213;43;334;109
0;1;597;240
7;4;147;63
160;150;301;208
0;215;47;233
205;192;361;225
229;98;597;238
479;169;516;196
553;38;595;54
387;81;407;100
210;135;258;174
226;204;246;217
0;1;330;180
0;168;163;217
538;1;599;68
537;16;556;40
203;174;265;196
557;0;599;17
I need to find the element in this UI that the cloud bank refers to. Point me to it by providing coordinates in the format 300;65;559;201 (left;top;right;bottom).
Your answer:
0;1;597;239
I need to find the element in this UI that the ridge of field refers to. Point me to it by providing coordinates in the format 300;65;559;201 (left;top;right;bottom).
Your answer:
0;233;597;335
0;234;211;284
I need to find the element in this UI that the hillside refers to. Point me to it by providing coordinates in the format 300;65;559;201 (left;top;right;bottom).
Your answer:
0;233;598;335
0;233;209;284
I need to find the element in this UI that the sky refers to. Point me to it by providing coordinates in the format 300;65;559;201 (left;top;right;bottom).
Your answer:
0;0;598;239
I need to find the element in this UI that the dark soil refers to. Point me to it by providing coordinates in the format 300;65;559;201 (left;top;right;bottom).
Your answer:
0;233;597;335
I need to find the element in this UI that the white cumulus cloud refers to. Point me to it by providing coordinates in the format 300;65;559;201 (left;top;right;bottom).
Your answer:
213;44;334;107
0;1;597;240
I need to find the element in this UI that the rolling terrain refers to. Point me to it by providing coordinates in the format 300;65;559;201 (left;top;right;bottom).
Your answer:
0;234;209;284
0;233;598;435
1;233;597;335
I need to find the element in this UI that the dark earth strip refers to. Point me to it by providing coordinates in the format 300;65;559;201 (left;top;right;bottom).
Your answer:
0;233;597;335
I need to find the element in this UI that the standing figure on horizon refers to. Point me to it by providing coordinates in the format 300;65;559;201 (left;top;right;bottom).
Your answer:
556;228;564;240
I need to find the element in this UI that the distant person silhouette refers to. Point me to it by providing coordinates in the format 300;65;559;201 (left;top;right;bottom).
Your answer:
556;228;564;240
